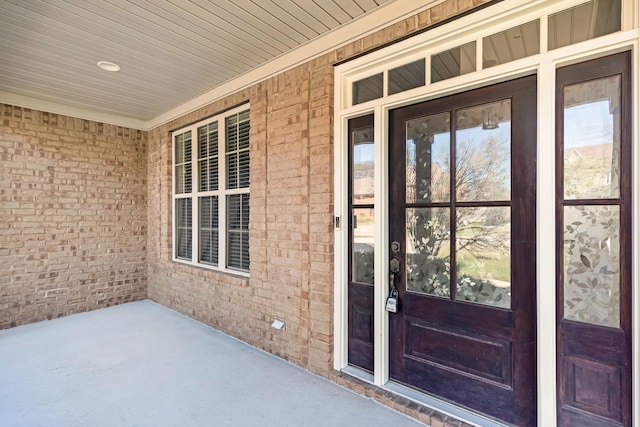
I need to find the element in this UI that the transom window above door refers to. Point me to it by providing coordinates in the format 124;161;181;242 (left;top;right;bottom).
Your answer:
349;0;621;107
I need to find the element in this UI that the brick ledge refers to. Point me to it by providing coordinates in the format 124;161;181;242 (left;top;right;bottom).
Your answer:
328;370;475;427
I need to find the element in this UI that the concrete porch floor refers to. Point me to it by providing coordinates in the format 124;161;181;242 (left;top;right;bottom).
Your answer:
0;300;424;427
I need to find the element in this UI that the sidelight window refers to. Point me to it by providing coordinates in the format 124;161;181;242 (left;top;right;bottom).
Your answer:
559;73;623;327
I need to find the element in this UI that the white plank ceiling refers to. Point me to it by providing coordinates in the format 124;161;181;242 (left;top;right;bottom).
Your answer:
0;0;396;128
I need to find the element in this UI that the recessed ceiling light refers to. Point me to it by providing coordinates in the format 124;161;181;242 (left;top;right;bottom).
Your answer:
97;61;121;72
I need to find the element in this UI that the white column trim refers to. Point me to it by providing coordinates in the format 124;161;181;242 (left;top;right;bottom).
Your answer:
373;106;389;386
537;60;557;427
332;97;349;370
631;36;639;427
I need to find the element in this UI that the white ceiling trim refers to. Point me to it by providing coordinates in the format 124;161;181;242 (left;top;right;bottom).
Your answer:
1;0;444;131
0;90;147;130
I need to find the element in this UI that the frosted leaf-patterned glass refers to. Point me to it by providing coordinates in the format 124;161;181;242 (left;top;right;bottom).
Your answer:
563;75;620;200
405;207;451;297
564;205;620;327
455;100;511;202
405;112;450;203
455;207;511;308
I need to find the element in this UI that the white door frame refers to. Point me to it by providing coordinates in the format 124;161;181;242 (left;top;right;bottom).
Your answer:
333;1;640;425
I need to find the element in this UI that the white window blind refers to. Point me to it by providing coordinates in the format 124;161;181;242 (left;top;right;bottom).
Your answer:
174;131;192;194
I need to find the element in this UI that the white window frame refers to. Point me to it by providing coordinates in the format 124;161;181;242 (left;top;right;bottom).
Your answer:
172;104;250;276
333;1;639;426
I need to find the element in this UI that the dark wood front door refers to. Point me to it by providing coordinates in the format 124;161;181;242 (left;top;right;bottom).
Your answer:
556;52;632;427
389;76;537;426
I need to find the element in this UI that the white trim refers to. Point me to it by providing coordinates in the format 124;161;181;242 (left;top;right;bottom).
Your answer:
536;59;557;426
373;106;388;387
0;90;147;130
632;36;640;427
332;110;349;371
333;1;639;426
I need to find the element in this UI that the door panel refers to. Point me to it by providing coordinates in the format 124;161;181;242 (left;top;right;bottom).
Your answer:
556;52;631;427
389;76;537;426
347;114;375;372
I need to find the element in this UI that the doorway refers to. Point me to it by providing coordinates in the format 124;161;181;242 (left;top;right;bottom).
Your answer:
387;76;538;425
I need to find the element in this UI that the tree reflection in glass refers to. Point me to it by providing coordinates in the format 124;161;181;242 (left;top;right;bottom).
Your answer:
563;75;620;200
455;207;511;307
404;100;513;308
406;112;450;203
456;101;511;202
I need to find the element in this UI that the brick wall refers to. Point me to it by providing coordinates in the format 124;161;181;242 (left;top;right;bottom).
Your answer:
0;105;147;328
0;0;491;424
147;0;493;376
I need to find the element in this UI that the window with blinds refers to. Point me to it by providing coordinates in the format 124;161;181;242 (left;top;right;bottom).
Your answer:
175;198;192;260
175;131;192;194
172;106;250;273
226;110;250;189
227;193;249;270
198;122;218;192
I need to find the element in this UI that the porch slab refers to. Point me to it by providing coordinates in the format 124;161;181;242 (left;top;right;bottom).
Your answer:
0;300;423;427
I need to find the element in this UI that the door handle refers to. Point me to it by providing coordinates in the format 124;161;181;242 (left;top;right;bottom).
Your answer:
387;257;401;313
390;257;400;274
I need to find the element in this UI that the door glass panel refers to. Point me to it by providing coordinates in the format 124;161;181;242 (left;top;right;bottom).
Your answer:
353;208;375;285
388;59;425;95
563;205;620;327
352;127;375;205
431;42;476;83
455;207;511;308
455;100;511;202
353;73;383;105
563;75;620;199
406;112;451;203
350;117;374;285
548;0;621;50
406;207;451;296
483;20;540;68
